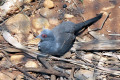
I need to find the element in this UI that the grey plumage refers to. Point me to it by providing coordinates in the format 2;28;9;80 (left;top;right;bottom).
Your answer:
37;13;103;56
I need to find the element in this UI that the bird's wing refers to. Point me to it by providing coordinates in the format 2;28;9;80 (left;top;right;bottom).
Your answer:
55;32;75;54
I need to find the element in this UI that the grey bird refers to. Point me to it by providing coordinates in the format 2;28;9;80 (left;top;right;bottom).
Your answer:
37;13;103;56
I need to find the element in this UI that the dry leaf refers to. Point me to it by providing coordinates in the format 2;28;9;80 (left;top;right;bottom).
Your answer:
2;31;25;49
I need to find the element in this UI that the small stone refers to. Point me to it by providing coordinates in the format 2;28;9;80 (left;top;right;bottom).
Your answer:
44;0;54;9
25;61;39;68
40;8;54;18
24;0;33;3
32;17;50;33
10;55;25;64
63;4;67;8
32;17;50;29
75;70;94;80
5;13;31;43
49;18;59;26
5;13;31;34
64;14;74;19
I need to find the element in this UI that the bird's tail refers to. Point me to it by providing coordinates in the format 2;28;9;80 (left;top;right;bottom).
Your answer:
75;13;103;33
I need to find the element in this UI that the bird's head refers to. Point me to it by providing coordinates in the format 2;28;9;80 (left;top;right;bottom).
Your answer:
36;29;55;41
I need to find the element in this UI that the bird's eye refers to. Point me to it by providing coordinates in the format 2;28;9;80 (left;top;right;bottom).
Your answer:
42;34;47;38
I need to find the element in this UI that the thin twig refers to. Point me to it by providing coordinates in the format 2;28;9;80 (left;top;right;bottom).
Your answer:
70;67;75;80
25;67;69;77
37;56;54;70
89;12;111;32
108;34;120;36
72;0;85;21
1;50;38;80
49;56;120;76
83;12;111;36
49;56;94;67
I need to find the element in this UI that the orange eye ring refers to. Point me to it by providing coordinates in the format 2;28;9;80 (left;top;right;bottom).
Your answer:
42;34;47;38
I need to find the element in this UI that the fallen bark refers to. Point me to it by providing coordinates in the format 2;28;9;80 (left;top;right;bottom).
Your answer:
25;68;69;77
75;39;120;51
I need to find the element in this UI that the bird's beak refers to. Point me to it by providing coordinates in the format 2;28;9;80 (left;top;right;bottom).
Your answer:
36;35;40;38
36;34;41;38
